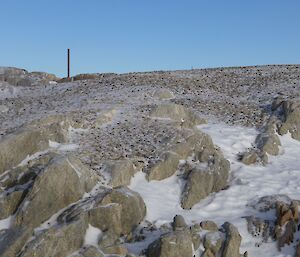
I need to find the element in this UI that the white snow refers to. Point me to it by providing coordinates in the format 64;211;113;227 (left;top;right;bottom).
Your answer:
129;122;300;257
49;140;79;151
0;215;13;230
84;224;102;247
17;150;49;167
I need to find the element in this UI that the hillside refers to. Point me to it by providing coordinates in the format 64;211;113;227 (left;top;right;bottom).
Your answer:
1;65;300;257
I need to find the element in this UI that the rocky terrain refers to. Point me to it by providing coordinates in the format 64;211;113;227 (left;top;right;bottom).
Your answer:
0;64;300;257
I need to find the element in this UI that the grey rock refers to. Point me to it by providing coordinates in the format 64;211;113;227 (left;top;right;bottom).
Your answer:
147;151;180;181
90;187;146;236
203;231;224;255
79;245;105;257
192;233;201;250
102;244;128;255
14;155;98;228
241;150;258;165
221;222;242;257
18;214;88;257
0;190;25;219
200;221;219;232
172;215;188;231
202;248;215;257
102;159;136;187
98;230;120;248
0;117;68;175
181;152;230;209
278;100;300;141
255;131;281;156
0;228;32;257
146;230;193;257
151;103;206;128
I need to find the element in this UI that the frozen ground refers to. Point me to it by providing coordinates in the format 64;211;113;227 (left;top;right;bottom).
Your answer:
130;122;300;257
1;65;300;256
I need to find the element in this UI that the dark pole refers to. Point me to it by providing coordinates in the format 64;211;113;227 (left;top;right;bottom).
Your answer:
67;48;70;79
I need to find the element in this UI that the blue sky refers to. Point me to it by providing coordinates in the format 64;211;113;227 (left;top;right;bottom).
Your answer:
1;0;299;77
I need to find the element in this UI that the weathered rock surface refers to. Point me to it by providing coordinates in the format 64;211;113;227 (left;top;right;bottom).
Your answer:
147;129;220;182
203;231;225;255
276;99;300;141
245;195;300;255
255;126;281;156
0;117;69;174
0;190;24;219
14;155;98;228
181;151;230;209
172;215;188;231
18;214;87;257
97;187;146;235
102;159;136;187
221;222;242;257
147;151;180;181
74;245;105;257
0;67;59;86
144;216;245;257
151;103;206;128
200;220;219;232
0;228;32;257
146;230;193;257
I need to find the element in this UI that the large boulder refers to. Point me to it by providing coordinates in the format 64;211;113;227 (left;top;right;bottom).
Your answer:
14;155;98;228
55;186;146;241
0;117;69;175
151;103;206;128
0;190;25;219
146;230;193;257
147;129;215;181
278;100;300;140
147;151;180;181
102;159;137;187
181;151;230;209
18;214;88;257
255;122;281;155
221;222;242;257
0;228;32;257
90;187;146;235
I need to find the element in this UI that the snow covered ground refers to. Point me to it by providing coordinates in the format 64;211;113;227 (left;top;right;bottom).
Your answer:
130;122;300;257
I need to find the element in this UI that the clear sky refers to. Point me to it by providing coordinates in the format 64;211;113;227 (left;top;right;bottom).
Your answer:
1;0;299;77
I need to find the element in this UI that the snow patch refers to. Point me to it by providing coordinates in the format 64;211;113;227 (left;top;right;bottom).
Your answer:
49;140;79;151
129;122;300;257
0;215;13;230
84;224;102;246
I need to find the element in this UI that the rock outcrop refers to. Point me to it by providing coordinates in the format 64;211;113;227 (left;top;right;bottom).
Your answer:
276;98;300;141
14;155;98;229
181;150;230;209
147;230;193;257
101;159;137;187
245;195;300;255
145;216;246;257
89;187;146;236
18;214;88;257
151;103;206;128
0;67;59;86
0;116;70;174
